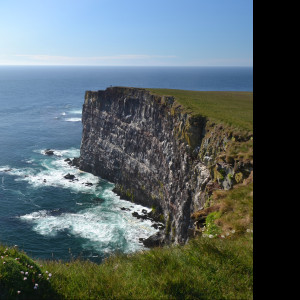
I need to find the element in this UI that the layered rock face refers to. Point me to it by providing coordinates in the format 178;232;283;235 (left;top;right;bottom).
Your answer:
79;87;252;244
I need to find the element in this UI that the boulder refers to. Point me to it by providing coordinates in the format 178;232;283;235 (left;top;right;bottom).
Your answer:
142;232;163;248
64;173;75;180
45;149;54;156
120;207;131;211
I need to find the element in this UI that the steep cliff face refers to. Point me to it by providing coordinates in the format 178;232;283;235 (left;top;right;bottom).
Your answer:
79;87;252;244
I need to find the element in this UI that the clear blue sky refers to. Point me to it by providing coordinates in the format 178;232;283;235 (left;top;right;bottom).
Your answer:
0;0;253;66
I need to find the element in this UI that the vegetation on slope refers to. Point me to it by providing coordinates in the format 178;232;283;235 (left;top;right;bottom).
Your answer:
148;89;253;132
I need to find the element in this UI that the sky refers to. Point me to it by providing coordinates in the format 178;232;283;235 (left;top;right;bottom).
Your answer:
0;0;253;66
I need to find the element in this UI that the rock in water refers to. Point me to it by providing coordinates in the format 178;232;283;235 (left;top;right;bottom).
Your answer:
44;149;54;155
64;173;75;180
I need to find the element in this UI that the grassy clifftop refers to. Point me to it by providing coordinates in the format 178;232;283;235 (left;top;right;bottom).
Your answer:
148;89;253;132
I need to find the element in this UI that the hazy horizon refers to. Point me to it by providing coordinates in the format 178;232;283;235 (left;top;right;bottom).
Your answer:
0;0;253;67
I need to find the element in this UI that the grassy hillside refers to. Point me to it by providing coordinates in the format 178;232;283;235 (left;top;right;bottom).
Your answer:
148;89;253;132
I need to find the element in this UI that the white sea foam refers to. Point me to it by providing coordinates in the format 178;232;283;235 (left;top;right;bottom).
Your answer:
2;148;97;193
68;109;82;115
0;166;12;172
65;118;81;122
5;147;159;253
20;202;158;253
35;148;80;157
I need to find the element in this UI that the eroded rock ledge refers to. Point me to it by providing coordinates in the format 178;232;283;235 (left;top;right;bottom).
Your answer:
78;87;252;245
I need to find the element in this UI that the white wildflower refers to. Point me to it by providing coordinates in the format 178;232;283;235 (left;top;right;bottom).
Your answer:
23;277;27;280
221;235;225;238
208;234;214;238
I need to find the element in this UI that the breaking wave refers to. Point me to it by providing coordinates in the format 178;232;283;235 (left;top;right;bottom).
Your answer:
1;147;158;255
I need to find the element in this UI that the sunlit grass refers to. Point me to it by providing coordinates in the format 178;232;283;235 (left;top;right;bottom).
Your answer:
148;89;253;131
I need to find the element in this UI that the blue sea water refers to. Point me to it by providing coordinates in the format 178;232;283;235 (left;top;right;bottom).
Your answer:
0;66;253;262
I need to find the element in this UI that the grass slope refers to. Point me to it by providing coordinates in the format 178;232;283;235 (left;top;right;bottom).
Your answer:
148;89;253;131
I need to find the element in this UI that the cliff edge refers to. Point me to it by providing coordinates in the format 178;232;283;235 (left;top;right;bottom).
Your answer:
79;87;253;245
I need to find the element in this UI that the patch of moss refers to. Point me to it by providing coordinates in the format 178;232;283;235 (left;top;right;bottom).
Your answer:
214;168;225;181
235;172;243;183
204;211;222;236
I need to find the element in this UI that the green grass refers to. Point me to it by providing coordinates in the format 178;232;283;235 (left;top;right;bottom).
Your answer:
0;245;58;299
147;89;253;131
213;182;253;234
1;233;252;299
42;233;252;300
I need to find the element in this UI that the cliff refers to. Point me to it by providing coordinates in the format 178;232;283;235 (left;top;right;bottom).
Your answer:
79;87;253;245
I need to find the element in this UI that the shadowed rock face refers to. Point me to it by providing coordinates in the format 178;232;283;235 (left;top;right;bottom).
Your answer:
79;87;213;244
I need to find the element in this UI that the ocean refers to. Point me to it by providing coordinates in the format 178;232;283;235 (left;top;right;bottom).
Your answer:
0;66;253;262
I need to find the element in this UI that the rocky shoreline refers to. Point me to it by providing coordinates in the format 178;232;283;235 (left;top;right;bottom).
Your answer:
45;149;164;248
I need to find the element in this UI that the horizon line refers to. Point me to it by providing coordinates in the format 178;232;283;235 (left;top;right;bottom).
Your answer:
0;64;253;67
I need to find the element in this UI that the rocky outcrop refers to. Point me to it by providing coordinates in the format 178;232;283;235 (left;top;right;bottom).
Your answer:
78;87;252;245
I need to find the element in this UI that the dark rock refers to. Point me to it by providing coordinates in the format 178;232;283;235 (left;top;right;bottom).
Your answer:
142;232;164;248
142;209;147;214
45;149;54;156
120;207;131;211
139;238;145;243
85;182;93;186
70;157;80;167
64;173;75;180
